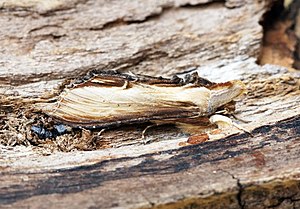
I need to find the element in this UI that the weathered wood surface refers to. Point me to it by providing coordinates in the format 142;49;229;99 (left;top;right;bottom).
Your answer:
1;116;300;209
1;0;300;208
0;0;266;97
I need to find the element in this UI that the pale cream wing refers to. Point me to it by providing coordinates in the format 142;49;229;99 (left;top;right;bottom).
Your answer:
39;83;211;127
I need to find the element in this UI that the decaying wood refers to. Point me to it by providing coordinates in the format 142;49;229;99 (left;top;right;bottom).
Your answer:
1;115;300;208
0;0;267;97
259;1;298;70
1;0;300;208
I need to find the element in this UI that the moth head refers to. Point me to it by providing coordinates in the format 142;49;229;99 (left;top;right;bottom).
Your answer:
208;80;246;114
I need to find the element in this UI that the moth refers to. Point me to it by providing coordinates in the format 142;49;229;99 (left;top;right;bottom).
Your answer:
33;70;246;137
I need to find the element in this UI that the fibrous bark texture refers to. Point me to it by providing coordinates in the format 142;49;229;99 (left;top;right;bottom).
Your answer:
1;0;300;208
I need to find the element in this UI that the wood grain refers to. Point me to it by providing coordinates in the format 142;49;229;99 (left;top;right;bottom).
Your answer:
1;0;300;208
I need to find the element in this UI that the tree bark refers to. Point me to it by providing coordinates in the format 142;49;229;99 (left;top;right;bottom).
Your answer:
1;0;300;208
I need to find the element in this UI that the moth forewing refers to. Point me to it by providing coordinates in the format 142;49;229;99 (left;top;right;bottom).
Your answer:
35;72;246;130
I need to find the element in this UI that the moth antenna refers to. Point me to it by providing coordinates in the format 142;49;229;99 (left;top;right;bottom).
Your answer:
127;71;135;76
126;71;139;81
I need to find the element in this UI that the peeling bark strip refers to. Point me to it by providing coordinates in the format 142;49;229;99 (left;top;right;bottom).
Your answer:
0;115;299;207
33;71;245;130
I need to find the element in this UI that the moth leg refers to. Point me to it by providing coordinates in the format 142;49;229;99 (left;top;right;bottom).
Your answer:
97;129;106;136
89;128;106;145
230;114;252;123
141;124;158;144
209;114;252;136
121;80;129;89
51;92;66;114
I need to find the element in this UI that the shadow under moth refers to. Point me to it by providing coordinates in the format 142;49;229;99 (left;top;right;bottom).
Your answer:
32;70;247;139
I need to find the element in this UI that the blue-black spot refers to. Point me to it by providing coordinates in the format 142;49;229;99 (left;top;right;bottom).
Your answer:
31;124;68;139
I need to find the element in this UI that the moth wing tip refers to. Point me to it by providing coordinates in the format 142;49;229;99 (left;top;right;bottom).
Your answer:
232;80;247;96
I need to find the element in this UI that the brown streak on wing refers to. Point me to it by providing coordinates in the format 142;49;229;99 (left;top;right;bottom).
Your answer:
52;108;200;128
208;81;233;90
